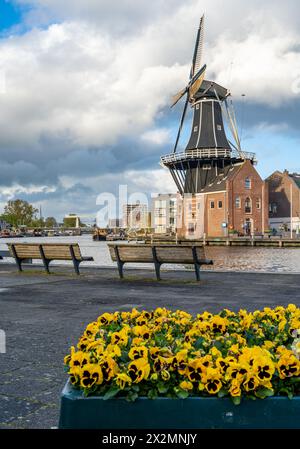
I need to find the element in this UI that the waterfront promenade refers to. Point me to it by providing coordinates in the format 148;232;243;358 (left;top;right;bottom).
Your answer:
0;263;300;428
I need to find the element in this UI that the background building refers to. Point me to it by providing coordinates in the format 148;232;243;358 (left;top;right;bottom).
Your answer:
122;203;149;229
63;214;81;228
266;170;300;233
151;193;177;234
108;218;123;228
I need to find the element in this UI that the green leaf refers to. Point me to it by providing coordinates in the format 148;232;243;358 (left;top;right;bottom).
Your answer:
217;389;227;398
255;388;274;399
147;388;158;400
157;382;169;394
194;337;205;350
232;396;241;406
126;391;138;402
174;388;189;399
289;377;300;384
103;386;120;400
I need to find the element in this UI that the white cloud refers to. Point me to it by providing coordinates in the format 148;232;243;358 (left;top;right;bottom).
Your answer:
141;128;171;145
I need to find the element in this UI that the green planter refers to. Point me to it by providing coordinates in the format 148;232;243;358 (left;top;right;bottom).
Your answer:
59;380;300;429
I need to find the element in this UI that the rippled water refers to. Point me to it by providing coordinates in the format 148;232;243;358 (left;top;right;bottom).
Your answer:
1;235;300;273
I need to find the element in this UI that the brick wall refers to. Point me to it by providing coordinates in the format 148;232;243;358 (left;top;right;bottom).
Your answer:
204;192;227;237
228;160;268;235
267;171;300;219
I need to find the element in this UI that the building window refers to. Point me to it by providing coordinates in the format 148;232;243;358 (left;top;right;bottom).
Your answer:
218;200;223;209
245;197;252;214
256;198;261;209
217;125;222;131
235;196;241;208
188;223;195;234
194;126;198;132
245;177;251;189
210;201;215;209
270;203;277;214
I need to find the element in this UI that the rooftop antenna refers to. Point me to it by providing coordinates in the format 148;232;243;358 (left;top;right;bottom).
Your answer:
240;93;246;146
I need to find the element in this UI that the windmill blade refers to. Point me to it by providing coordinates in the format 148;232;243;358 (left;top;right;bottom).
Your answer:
224;98;242;155
171;86;188;108
173;96;189;153
191;15;205;79
189;64;206;100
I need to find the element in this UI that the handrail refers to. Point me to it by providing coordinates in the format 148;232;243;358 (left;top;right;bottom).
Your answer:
160;148;256;164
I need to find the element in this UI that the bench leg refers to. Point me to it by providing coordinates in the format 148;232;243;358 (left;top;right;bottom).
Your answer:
43;259;51;274
72;260;80;275
15;257;23;272
39;245;51;274
154;262;161;281
194;263;200;281
69;245;80;275
10;245;23;272
116;260;124;279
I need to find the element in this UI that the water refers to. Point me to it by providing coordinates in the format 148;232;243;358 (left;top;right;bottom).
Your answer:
1;235;300;273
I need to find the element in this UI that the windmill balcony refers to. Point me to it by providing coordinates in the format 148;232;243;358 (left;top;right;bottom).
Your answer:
160;148;256;166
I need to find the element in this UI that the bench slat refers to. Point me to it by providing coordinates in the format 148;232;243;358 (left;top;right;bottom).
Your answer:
109;245;206;264
8;243;82;260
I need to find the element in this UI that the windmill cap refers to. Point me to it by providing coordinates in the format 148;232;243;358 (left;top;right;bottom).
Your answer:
194;80;229;101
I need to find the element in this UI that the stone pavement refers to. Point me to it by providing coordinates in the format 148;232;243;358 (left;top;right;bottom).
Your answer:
0;263;299;428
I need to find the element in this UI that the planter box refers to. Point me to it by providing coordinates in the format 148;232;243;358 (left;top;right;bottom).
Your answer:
59;381;300;429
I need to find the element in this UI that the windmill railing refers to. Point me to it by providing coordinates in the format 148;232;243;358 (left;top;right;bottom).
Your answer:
160;149;256;165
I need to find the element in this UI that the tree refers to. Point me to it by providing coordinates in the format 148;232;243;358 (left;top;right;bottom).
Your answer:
44;217;57;228
2;199;39;227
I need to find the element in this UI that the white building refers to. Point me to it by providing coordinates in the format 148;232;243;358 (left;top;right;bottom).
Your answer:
151;193;177;234
122;203;149;229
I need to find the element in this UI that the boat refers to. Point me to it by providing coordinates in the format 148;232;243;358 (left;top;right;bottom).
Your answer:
93;228;108;241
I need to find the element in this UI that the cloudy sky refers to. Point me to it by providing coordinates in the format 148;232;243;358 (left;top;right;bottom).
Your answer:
0;0;300;222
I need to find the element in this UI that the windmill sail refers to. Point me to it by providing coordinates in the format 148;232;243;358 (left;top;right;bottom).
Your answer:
191;15;205;78
189;68;206;100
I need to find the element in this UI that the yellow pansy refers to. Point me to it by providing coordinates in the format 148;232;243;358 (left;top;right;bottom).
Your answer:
128;358;150;383
115;373;132;390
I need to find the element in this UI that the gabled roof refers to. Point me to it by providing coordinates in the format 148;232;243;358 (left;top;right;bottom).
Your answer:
290;173;300;189
267;171;300;190
200;162;244;193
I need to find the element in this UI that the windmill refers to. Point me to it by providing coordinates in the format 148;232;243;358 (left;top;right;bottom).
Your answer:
161;15;256;195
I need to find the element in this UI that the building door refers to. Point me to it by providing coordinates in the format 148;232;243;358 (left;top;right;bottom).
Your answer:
244;218;252;236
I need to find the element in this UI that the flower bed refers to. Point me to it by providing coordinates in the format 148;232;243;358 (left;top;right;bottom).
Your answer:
64;305;300;404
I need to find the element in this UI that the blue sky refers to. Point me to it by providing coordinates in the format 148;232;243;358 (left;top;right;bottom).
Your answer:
0;1;22;31
0;0;299;220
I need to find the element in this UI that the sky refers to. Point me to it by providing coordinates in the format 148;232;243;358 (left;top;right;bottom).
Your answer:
0;0;299;222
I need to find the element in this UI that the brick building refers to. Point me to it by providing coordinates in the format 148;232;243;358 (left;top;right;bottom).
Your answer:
176;160;268;238
266;170;300;232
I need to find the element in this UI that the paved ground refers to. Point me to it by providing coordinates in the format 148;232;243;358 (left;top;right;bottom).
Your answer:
0;263;300;429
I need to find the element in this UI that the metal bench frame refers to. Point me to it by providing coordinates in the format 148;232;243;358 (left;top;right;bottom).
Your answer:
111;244;213;281
9;243;93;275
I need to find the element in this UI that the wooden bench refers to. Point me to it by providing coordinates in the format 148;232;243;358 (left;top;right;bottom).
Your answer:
8;243;93;275
108;244;213;281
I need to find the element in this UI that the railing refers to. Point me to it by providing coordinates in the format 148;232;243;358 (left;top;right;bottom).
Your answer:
160;148;256;165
